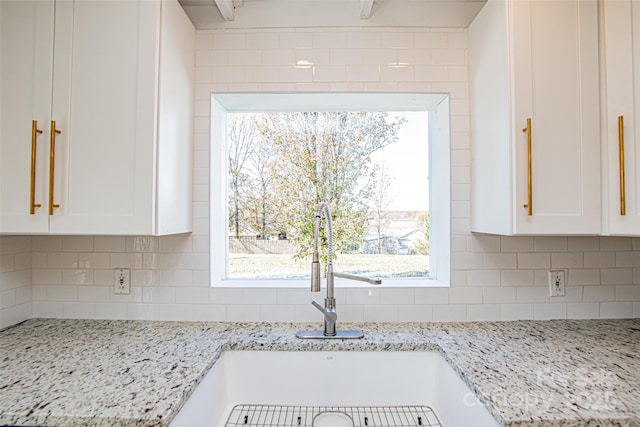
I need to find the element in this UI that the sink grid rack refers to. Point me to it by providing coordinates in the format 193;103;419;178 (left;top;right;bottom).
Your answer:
224;404;442;427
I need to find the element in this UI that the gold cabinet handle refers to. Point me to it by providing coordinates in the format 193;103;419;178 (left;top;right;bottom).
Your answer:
522;117;533;216
48;120;61;215
618;115;626;216
30;120;43;214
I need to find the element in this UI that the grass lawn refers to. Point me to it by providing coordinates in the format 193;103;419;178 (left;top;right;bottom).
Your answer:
229;253;429;279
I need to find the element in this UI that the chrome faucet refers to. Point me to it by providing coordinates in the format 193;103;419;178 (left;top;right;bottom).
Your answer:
296;202;381;339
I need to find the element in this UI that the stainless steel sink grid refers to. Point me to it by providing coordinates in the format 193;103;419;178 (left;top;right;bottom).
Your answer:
224;404;442;427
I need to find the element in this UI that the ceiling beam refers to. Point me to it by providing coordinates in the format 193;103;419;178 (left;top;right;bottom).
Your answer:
214;0;234;20
360;0;374;19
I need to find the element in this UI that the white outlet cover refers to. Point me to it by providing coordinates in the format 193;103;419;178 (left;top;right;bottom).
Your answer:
548;270;566;297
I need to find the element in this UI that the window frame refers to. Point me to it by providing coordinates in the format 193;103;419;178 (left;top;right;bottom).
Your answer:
210;93;450;288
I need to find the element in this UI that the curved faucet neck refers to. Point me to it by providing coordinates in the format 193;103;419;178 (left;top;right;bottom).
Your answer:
314;202;334;268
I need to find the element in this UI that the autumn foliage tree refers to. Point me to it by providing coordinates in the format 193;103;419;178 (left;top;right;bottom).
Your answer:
228;111;405;258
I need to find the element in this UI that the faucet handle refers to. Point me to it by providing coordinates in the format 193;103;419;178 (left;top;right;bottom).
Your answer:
311;301;337;322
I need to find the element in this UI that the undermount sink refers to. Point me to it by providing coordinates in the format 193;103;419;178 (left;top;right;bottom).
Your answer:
170;350;498;427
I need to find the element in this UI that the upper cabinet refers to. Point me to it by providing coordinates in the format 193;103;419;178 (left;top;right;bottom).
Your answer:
0;0;195;235
469;0;601;235
603;0;640;236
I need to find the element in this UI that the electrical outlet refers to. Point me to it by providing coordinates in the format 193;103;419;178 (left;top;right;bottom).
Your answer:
548;270;566;297
114;268;130;295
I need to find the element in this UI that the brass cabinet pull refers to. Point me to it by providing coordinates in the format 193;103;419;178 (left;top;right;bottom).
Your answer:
48;120;61;215
522;117;533;216
30;120;43;214
618;115;626;216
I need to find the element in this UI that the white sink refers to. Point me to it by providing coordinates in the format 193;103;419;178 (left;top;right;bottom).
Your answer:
171;351;499;427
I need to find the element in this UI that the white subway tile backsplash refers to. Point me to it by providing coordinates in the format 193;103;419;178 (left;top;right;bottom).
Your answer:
2;27;639;327
567;302;599;319
584;252;616;268
63;302;95;319
483;287;516;304
551;252;584;269
261;305;295;322
467;270;500;287
616;285;640;301
500;304;534;321
246;32;279;49
334;304;364;323
33;301;63;318
467;304;500;321
414;287;449;305
379;288;415;305
0;236;30;254
313;32;347;49
79;253;110;269
62;236;94;252
227;304;261;321
449;287;482;304
192;304;226;321
62;269;94;286
279;32;313;49
432;49;465;65
517;253;550;269
601;268;633;285
398;304;433;322
364;305;399;322
347;32;381;49
32;269;62;285
414;32;447;48
600;301;633;318
331;49;363;65
95;302;128;319
175;286;210;304
32;236;62;252
346;65;380;81
94;236;126;252
313;66;347;82
616;251;640;267
601;237;633;251
210;288;243;305
0;290;16;309
533;303;567;320
483;253;517;269
345;288;381;305
432;305;466;322
584;286;615;302
47;252;78;269
78;286;110;302
212;33;246;49
243;288;278;305
516;287;549;304
501;236;534;252
500;269;534;287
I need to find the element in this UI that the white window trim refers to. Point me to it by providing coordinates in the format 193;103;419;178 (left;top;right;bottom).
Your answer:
210;93;450;288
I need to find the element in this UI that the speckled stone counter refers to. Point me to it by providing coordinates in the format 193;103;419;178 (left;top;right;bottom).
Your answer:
0;319;638;427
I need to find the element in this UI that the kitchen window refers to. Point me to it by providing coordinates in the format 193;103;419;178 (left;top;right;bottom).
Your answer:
210;93;450;287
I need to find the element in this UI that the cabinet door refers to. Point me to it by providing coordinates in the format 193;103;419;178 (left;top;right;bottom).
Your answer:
0;1;53;233
511;0;601;234
48;0;159;234
605;0;640;235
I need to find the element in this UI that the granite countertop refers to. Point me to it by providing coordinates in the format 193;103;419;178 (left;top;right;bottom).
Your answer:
0;318;638;427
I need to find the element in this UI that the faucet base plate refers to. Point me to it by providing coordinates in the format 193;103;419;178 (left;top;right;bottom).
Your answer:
295;330;364;339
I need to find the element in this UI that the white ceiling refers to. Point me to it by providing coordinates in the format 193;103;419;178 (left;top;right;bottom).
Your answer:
178;0;487;30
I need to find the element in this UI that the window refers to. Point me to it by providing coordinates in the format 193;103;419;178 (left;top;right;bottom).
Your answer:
211;94;450;287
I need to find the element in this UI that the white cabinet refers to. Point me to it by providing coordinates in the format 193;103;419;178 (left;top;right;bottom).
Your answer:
0;0;195;235
603;0;640;235
469;0;601;235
